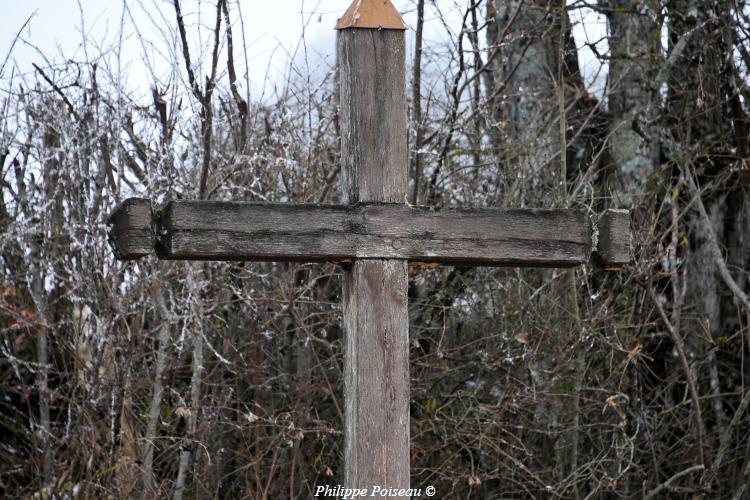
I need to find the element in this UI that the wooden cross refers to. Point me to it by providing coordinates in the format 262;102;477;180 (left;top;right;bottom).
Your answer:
107;0;630;495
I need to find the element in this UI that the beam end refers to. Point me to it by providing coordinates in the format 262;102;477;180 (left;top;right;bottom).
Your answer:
593;209;631;270
107;198;154;260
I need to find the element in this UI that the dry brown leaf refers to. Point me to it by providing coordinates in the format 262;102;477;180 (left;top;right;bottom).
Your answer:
515;331;529;344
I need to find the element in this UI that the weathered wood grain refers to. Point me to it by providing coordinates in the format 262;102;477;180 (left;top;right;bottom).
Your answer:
343;259;409;492
338;21;411;495
154;201;593;267
107;198;152;260
594;209;631;269
338;29;408;204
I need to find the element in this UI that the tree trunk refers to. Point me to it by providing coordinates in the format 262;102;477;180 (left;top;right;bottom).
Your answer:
142;277;172;498
173;265;206;500
486;1;591;491
487;0;562;206
606;0;659;208
665;0;748;491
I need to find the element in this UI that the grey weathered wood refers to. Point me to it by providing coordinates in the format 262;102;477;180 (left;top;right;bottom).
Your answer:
338;29;408;205
154;201;592;266
594;209;631;269
108;198;639;268
107;198;152;260
338;24;411;495
343;259;409;491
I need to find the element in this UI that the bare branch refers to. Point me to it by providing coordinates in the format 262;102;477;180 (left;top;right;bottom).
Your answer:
0;12;34;78
682;166;750;310
173;0;202;101
31;63;82;122
644;465;705;500
222;0;248;149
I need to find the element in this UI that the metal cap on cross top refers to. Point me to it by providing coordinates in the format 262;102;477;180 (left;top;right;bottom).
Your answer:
335;0;407;30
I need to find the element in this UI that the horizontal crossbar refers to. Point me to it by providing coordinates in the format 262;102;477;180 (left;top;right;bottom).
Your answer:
107;198;630;268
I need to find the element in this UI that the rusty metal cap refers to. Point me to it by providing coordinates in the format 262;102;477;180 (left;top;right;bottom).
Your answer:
335;0;407;30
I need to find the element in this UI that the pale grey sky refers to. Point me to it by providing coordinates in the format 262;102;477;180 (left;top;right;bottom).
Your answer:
1;0;608;100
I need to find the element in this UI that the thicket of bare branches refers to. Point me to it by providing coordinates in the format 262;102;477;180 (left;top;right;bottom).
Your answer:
1;0;749;498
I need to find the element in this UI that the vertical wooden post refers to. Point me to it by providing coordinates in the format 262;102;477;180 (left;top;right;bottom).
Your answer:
337;1;410;494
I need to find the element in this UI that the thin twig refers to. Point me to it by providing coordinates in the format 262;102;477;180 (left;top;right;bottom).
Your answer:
222;0;248;150
647;181;706;467
173;0;202;101
708;389;750;483
1;13;34;78
31;63;82;122
682;165;750;309
410;0;425;205
644;465;705;500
